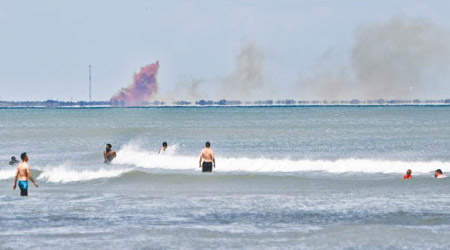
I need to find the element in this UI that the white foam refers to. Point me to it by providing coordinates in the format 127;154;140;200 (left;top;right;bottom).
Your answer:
158;144;178;156
37;166;132;183
115;144;449;174
0;169;16;180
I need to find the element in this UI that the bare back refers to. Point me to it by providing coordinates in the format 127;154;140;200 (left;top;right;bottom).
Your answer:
200;148;215;162
16;163;30;181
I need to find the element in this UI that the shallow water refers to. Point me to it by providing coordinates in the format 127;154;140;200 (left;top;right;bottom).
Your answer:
1;106;450;249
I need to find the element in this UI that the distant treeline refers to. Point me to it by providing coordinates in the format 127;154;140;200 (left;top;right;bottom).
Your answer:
0;100;111;107
173;99;450;106
1;99;450;107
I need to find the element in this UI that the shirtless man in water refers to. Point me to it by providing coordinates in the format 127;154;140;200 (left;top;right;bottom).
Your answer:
13;152;38;196
434;169;447;179
104;143;117;163
199;141;215;172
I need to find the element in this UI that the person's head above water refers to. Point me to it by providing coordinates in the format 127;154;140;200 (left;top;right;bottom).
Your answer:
403;169;412;179
11;156;16;161
205;141;210;148
20;152;28;162
106;144;112;152
162;142;167;148
434;169;446;178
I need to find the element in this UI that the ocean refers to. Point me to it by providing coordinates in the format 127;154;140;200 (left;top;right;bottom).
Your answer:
1;106;450;249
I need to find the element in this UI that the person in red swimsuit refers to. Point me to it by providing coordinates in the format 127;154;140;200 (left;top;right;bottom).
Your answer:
403;169;412;179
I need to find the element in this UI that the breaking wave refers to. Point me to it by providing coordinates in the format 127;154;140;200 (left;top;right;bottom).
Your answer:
0;165;131;183
1;144;448;183
0;169;17;180
114;144;449;174
37;166;132;183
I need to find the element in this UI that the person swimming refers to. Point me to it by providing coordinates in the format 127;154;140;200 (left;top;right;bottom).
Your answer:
158;142;168;154
9;156;19;166
434;169;447;179
403;169;412;179
13;152;38;196
199;141;215;172
104;143;117;163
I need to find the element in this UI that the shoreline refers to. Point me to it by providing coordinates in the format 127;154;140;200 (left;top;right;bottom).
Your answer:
1;103;450;109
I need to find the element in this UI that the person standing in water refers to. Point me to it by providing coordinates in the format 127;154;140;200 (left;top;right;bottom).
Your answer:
199;141;215;172
104;143;117;163
158;142;168;154
13;152;38;196
403;169;412;179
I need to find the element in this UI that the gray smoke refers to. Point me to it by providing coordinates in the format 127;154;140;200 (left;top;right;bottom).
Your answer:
162;77;208;102
187;78;204;100
159;43;270;102
295;68;355;100
295;17;450;100
219;42;270;100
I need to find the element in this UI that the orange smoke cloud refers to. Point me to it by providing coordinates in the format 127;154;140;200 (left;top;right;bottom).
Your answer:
110;61;159;105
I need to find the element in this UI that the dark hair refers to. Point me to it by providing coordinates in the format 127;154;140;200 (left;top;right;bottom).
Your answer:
205;141;210;147
106;144;112;148
436;169;443;174
20;152;27;161
162;142;167;147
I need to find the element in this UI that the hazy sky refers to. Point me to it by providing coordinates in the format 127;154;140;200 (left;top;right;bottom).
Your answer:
1;0;449;101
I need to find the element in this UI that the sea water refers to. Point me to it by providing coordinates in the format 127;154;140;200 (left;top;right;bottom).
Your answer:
0;106;450;249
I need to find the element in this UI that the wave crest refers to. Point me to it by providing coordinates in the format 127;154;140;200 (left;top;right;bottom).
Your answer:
0;169;17;180
37;166;132;183
115;144;449;174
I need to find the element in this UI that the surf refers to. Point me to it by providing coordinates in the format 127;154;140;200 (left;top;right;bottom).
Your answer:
114;144;449;174
1;143;447;184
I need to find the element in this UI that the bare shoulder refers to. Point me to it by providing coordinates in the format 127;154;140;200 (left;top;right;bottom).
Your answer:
23;163;30;170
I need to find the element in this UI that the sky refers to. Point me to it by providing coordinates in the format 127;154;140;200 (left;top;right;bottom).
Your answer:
0;0;450;101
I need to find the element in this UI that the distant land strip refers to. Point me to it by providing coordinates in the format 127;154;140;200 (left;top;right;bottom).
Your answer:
1;99;450;108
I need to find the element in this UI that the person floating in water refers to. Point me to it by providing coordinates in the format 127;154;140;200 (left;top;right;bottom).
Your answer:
434;169;447;179
9;156;19;166
13;152;38;196
199;141;215;172
104;143;117;163
403;169;412;179
158;142;168;154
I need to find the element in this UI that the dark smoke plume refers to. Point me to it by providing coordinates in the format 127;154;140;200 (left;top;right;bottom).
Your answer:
110;61;159;105
295;17;450;100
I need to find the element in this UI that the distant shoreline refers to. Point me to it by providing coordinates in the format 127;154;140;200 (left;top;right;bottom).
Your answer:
1;98;450;108
1;103;450;109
